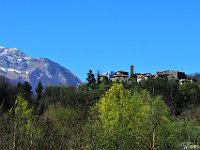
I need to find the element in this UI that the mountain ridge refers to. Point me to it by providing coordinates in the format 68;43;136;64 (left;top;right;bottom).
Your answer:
0;46;82;89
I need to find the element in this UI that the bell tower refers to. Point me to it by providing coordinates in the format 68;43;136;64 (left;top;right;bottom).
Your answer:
130;65;134;78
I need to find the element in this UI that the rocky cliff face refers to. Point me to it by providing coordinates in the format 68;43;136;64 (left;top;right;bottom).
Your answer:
0;46;82;89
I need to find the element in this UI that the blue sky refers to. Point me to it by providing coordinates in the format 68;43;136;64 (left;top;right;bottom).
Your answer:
0;0;200;81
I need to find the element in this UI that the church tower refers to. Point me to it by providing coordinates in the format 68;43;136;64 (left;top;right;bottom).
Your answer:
130;65;134;78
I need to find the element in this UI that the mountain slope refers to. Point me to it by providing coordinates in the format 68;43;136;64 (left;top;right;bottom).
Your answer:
0;46;82;89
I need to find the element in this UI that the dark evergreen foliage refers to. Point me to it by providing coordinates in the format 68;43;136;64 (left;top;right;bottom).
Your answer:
86;69;96;89
36;81;43;100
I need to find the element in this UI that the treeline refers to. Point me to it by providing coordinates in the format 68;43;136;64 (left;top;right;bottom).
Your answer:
0;71;200;149
131;77;200;116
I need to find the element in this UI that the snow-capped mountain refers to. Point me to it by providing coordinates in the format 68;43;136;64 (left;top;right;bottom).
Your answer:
0;46;82;89
103;70;115;79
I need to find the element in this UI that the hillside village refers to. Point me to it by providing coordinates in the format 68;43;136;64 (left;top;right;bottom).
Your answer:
98;65;194;85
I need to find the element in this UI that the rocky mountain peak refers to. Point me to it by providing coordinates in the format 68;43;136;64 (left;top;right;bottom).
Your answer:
0;46;82;89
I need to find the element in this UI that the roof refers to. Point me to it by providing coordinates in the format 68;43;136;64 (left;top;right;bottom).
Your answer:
99;74;107;77
118;70;127;72
114;70;129;76
110;75;129;78
137;75;146;78
157;70;185;73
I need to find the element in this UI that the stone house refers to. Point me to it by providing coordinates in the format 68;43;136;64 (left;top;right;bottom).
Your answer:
136;73;153;83
156;70;187;80
110;70;129;82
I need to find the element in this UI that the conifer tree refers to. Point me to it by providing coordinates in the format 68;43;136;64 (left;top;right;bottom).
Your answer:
86;69;96;89
36;81;43;100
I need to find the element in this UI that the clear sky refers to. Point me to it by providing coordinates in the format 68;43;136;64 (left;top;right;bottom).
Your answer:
0;0;200;81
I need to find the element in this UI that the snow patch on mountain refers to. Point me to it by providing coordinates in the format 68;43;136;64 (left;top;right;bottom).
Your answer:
0;67;6;72
104;70;115;78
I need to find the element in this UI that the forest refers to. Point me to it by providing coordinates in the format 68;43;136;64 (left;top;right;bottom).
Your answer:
1;71;200;150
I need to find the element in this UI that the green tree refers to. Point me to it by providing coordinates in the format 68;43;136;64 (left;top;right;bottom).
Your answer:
12;94;41;150
41;104;80;149
0;109;14;149
178;82;200;113
86;69;96;89
96;83;132;149
141;77;181;115
171;119;200;149
17;81;33;101
92;83;171;150
36;81;43;100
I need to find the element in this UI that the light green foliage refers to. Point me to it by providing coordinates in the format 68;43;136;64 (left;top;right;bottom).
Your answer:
96;83;131;149
157;119;183;149
98;83;129;128
12;94;42;150
44;105;75;133
15;94;33;129
175;119;200;148
95;83;171;149
42;105;78;149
